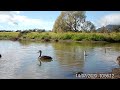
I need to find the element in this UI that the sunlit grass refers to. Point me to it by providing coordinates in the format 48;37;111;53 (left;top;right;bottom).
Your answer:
0;32;120;42
0;32;19;40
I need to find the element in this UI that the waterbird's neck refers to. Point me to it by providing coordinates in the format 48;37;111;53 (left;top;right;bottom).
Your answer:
84;51;86;56
39;51;42;57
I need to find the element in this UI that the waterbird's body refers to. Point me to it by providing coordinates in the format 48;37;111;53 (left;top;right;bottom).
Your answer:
38;50;52;59
38;50;52;66
40;55;52;60
117;56;120;66
0;54;1;58
117;56;120;61
84;51;87;56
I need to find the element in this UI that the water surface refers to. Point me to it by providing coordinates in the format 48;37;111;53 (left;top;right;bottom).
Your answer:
0;40;120;79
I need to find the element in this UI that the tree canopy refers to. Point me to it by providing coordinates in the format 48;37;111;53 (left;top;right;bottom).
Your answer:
52;11;96;32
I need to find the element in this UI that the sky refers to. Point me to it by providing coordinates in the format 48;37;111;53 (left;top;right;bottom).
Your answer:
0;11;120;31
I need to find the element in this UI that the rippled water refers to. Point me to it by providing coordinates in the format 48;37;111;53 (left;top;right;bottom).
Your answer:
0;40;120;79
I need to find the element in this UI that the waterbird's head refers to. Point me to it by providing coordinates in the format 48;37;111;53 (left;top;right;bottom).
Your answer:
38;50;42;53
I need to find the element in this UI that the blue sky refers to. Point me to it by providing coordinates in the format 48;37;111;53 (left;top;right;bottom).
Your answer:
86;11;120;28
0;11;120;31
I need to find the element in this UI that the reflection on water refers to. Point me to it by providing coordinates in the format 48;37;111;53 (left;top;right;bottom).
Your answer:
38;57;53;66
0;40;120;79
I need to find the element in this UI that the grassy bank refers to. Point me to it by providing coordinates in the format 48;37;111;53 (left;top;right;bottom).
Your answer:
19;32;120;42
0;32;120;42
0;32;19;40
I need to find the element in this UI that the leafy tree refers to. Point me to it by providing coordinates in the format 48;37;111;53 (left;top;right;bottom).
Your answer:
81;21;96;32
64;11;86;32
52;11;86;32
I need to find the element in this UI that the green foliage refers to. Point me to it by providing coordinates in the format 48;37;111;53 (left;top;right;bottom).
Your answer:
109;33;120;42
0;32;19;40
52;11;97;33
71;33;85;41
90;34;105;41
52;11;86;32
0;32;120;42
21;32;51;40
81;21;96;32
52;12;68;32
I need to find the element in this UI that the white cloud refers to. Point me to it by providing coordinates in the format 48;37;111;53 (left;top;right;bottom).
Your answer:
0;11;21;25
98;13;120;27
12;15;54;30
0;11;54;30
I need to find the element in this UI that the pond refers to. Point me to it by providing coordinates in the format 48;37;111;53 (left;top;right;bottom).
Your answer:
0;40;120;79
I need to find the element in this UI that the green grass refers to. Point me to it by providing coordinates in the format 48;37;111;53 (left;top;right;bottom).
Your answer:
0;32;120;42
0;32;19;40
25;32;120;42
